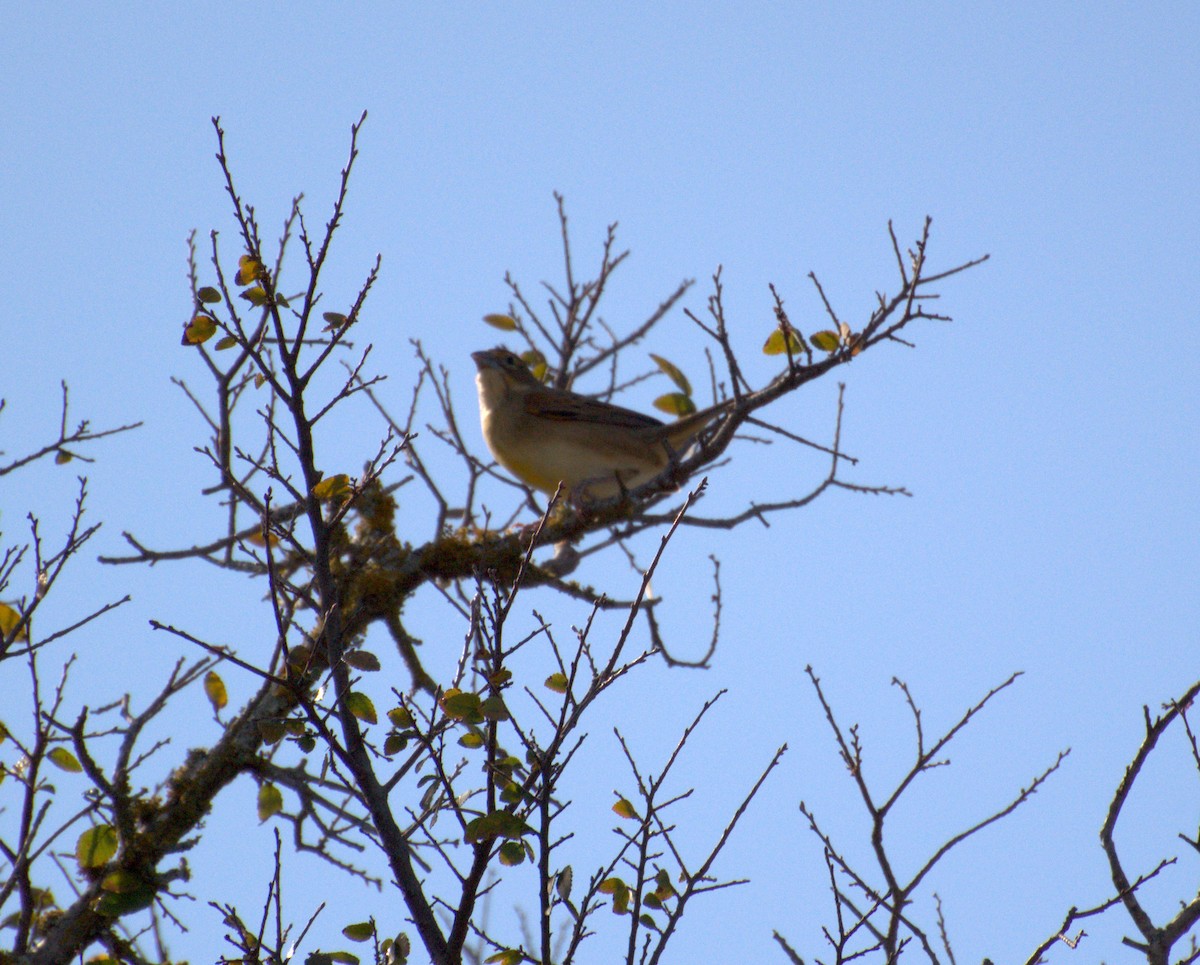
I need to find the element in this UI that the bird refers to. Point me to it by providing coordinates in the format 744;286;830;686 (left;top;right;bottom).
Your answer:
472;347;733;501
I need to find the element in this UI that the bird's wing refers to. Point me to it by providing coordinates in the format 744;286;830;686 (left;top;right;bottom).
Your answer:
524;388;665;431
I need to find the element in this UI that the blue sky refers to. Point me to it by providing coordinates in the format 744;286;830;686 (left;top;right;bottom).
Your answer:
3;3;1199;962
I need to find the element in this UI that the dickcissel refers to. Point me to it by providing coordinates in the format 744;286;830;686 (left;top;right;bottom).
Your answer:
473;347;732;500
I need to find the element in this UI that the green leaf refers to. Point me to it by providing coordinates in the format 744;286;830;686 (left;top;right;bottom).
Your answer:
387;707;414;728
48;747;82;773
92;872;156;916
99;869;143;894
204;670;228;712
76;825;118;869
482;313;518;331
345;692;377;725
652;392;697;417
465;810;529;843
257;782;283;822
342;921;375;942
458;730;485;749
762;327;805;356
649;354;692;395
343;650;381;671
498;841;526;866
544;672;568;694
440;690;483;723
55;449;73;464
323;311;349;330
810;330;840;352
215;335;238;351
258;782;283;816
480;695;509;721
197;286;222;304
257;719;286;744
639;913;660;931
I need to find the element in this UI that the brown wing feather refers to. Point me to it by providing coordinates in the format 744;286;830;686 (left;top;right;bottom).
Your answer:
524;388;665;431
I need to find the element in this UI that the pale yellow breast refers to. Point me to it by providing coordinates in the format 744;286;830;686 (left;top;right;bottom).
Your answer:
476;371;668;497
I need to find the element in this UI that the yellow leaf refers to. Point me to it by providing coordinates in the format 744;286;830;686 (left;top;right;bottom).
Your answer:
253;373;267;389
346;692;378;725
0;602;28;642
652;393;697;418
312;473;352;500
810;330;840;352
484;950;526;965
762;327;805;356
204;671;228;712
235;254;265;285
612;797;638;820
544;672;568;694
55;449;73;465
649;354;692;395
239;286;268;307
458;730;485;749
483;313;518;331
257;782;283;822
519;349;549;382
182;313;218;346
598;877;631;915
214;335;238;351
